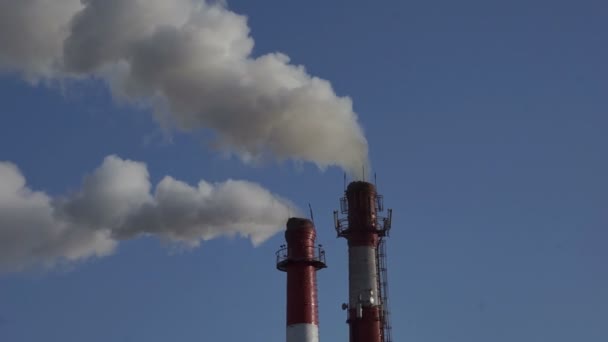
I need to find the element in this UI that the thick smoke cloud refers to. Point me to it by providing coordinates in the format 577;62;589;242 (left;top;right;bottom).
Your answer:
0;0;81;78
0;156;293;273
0;0;369;174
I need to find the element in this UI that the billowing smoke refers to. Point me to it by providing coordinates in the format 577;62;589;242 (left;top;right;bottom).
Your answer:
0;0;369;173
0;155;293;273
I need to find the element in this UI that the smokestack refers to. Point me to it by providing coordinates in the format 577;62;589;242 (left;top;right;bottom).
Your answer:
276;218;326;342
334;181;393;342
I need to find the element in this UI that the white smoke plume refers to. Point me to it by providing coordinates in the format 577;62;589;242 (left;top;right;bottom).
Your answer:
0;0;369;174
0;155;293;273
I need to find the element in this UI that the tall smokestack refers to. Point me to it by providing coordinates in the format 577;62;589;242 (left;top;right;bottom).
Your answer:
276;218;326;342
334;181;393;342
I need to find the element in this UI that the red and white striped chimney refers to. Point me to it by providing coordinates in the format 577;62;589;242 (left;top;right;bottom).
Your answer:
334;181;392;342
276;218;326;342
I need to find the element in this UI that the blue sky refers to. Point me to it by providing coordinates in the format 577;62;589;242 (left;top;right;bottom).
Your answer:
1;1;607;341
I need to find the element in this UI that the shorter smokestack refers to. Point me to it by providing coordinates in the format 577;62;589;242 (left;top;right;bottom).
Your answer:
276;218;326;342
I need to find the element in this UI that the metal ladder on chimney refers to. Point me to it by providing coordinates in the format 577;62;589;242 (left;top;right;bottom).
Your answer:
376;238;393;342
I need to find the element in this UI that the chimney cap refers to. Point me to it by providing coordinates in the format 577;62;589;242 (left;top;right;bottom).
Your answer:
346;181;376;193
286;217;314;231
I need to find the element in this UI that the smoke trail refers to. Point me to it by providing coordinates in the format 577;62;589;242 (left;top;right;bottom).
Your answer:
0;0;369;174
0;156;293;273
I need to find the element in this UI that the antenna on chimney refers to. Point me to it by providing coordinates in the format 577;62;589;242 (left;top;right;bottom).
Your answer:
308;203;315;223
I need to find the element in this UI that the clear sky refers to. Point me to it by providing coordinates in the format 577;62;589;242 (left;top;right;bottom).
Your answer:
1;1;607;341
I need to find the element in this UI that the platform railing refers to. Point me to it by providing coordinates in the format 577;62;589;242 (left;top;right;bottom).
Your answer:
275;245;326;270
